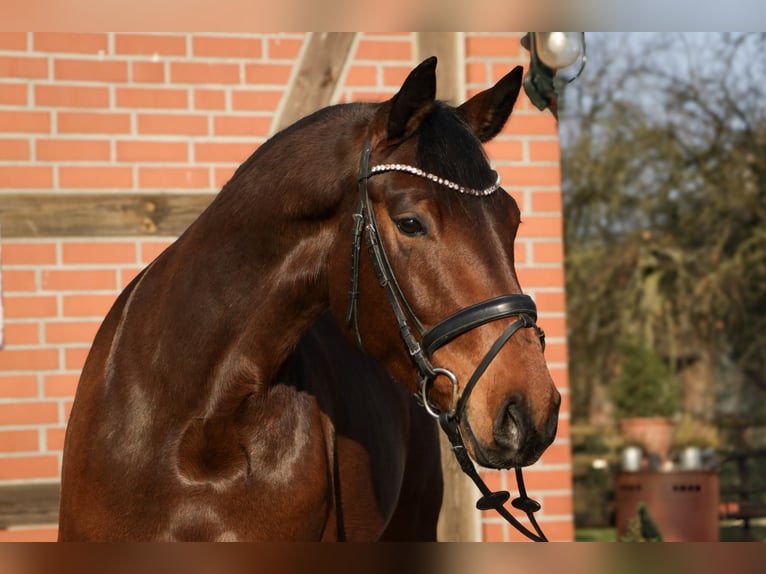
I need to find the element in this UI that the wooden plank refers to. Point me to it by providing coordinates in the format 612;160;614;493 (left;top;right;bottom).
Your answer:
0;193;216;238
416;33;463;104
272;32;357;133
416;32;482;542
0;483;59;528
0;225;4;349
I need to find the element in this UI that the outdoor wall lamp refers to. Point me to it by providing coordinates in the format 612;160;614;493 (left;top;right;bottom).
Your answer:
522;32;587;119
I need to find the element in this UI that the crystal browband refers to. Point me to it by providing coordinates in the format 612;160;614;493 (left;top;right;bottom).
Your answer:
367;163;501;197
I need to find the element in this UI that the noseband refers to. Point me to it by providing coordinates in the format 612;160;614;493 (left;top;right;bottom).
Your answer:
345;140;549;542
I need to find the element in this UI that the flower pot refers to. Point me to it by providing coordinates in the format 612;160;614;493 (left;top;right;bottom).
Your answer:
621;446;644;472
679;446;703;470
619;417;675;462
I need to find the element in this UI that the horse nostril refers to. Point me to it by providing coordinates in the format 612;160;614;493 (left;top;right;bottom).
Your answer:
494;394;524;450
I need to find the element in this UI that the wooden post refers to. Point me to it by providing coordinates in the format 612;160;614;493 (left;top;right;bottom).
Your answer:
0;225;3;349
415;33;481;542
272;32;357;133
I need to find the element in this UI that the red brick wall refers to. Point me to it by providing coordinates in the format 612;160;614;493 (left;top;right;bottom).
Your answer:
0;32;572;541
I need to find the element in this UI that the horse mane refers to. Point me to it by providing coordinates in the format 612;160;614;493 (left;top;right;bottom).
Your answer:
416;101;497;192
224;103;371;191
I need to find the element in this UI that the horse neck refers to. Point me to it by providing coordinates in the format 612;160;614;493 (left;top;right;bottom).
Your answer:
168;109;365;385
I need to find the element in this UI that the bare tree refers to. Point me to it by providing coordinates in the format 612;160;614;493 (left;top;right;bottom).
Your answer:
559;33;766;433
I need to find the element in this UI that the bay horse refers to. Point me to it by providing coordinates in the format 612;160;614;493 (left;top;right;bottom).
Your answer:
58;57;560;541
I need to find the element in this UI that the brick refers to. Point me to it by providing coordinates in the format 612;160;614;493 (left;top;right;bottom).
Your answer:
513;242;526;264
192;36;263;58
3;323;39;345
482;522;506;542
516;266;565;289
541;494;574;516
194;142;254;163
0;111;50;133
524;468;573;491
115;34;187;56
345;66;377;87
33;32;108;54
0;527;58;542
35;84;110;108
231;90;282;111
170;62;240;84
62;242;135;265
2;269;37;292
534;291;567;314
43;319;97;349
54;58;128;83
0;138;30;160
41;269;117;291
193;89;226;110
62;294;116;317
59;166;133;189
484;138;524;163
0;375;38;398
529;140;560;162
467;35;522;58
0;56;48;79
267;37;302;59
46;427;67;450
0;166;53;188
116;87;188;109
44;374;80;397
214;166;238;188
499;165;561;188
507;113;558;136
537;442;572;465
0;348;58;371
138;166;210;189
132;61;165;83
541;340;568;364
507;519;573;542
57;111;131;134
119;267;143;287
381;66;412;88
137;113;208;135
533;241;564;264
530;191;562;213
65;347;90;370
116;140;188;162
213;115;270;137
244;63;292;85
1;243;57;265
36;138;111;161
0;430;39;453
0;32;27;51
518;216;563;238
140;241;172;263
466;61;488;84
354;40;412;61
0;83;28;105
0;455;59;480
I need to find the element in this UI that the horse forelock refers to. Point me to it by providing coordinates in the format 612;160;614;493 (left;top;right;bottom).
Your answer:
415;102;496;194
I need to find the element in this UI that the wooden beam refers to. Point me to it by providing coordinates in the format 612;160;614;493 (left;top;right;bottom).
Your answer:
416;33;464;105
272;32;357;133
416;32;482;542
0;193;216;238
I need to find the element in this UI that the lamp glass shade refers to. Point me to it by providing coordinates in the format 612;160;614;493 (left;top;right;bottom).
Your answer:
534;32;582;70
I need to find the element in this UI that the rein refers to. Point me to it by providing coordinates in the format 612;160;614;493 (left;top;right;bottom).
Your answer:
346;139;548;542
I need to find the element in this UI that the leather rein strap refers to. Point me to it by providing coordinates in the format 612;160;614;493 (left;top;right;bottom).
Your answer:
346;139;548;542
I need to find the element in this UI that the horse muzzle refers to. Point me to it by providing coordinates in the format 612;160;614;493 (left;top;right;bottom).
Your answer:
483;390;561;469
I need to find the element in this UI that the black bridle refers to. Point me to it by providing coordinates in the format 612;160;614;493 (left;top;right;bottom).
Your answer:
346;139;549;542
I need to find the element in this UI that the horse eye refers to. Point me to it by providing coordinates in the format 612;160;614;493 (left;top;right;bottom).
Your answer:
395;217;426;237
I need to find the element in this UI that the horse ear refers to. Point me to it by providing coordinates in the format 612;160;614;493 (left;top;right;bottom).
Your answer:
385;56;437;141
458;65;523;143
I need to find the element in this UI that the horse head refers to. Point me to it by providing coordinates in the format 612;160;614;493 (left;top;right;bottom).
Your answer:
328;57;560;470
